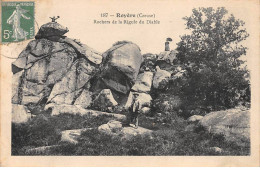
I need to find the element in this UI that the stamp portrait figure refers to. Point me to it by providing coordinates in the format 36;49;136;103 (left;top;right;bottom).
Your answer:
7;4;31;41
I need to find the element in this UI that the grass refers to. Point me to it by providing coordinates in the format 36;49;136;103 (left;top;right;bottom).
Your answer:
12;111;250;156
11;111;112;155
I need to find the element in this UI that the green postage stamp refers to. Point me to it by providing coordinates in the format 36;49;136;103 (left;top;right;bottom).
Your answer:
1;1;34;43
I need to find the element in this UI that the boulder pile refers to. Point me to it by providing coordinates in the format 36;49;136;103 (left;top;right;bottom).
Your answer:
12;22;102;114
12;22;183;122
90;41;143;107
11;21;250;151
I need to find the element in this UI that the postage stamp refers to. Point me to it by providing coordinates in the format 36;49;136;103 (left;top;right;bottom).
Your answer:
1;1;34;43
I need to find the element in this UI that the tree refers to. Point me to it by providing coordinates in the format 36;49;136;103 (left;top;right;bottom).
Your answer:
176;7;250;111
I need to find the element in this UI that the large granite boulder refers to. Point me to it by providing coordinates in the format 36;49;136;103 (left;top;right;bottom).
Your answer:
35;22;69;39
156;50;177;70
45;104;89;116
92;89;118;111
59;37;102;65
45;104;126;121
12;71;24;104
12;39;76;75
125;92;152;110
199;108;250;146
12;104;32;124
12;22;148;116
152;66;171;89
12;38;78;107
98;120;123;133
131;71;153;93
47;58;95;105
74;90;93;109
135;92;152;108
11;22;102;111
91;41;143;105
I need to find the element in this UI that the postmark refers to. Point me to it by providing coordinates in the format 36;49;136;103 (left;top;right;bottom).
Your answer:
1;1;34;43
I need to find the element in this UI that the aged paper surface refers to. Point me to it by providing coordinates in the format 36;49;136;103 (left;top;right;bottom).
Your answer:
0;0;259;167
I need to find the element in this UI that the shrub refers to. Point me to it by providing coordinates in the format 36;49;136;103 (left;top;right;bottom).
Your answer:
139;53;157;72
152;93;182;114
175;7;250;112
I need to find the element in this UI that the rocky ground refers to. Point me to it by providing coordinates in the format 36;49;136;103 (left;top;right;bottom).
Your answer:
12;107;250;155
11;21;250;156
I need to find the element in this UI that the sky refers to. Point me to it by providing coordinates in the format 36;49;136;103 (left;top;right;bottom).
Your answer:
32;0;255;54
1;0;258;65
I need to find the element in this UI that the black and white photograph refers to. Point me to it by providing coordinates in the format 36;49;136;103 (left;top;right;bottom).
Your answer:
0;0;259;167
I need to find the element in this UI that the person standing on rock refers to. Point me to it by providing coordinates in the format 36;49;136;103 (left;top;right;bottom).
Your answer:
127;93;141;128
165;37;172;51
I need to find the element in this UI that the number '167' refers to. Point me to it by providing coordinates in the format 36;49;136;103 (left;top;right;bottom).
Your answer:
101;13;108;17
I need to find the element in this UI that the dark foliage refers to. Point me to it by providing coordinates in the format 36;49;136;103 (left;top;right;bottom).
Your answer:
175;7;250;112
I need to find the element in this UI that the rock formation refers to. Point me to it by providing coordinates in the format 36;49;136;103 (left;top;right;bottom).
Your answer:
199;108;250;146
131;71;153;93
92;89;118;111
12;22;102;117
12;20;185;124
60;128;92;144
98;120;152;139
90;41;143;105
156;50;177;70
153;66;171;89
12;104;32;124
11;22;250;157
187;115;204;123
12;20;187;127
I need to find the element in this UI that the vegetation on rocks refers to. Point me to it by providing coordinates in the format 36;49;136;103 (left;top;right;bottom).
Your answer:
11;7;251;156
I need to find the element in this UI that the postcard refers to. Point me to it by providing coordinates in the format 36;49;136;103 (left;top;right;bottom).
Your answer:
0;0;259;167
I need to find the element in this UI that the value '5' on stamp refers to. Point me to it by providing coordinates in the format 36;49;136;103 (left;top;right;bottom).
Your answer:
1;1;34;43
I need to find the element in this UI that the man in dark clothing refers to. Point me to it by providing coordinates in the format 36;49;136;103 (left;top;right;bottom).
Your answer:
125;93;141;128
